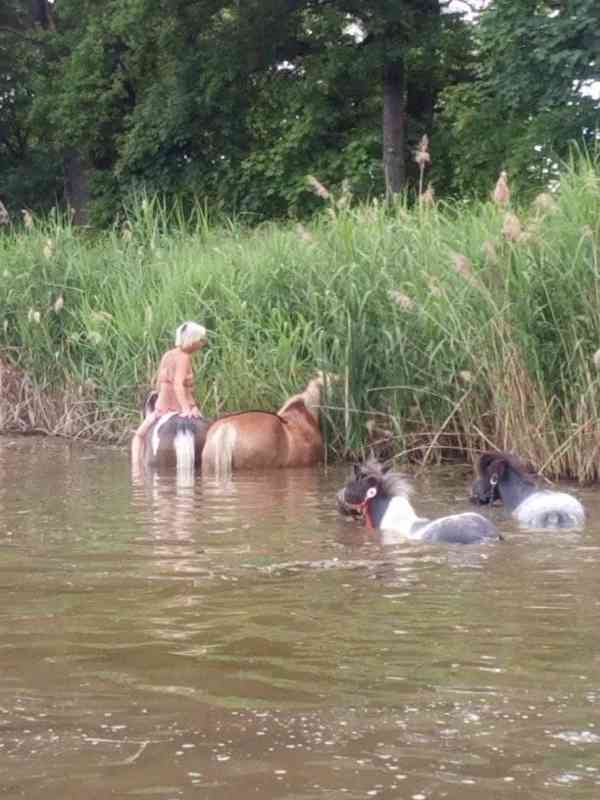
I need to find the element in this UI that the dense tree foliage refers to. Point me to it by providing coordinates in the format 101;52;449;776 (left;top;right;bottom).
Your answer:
439;0;600;196
0;1;62;214
0;0;597;224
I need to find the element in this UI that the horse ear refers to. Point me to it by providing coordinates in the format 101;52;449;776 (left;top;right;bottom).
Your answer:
493;458;508;478
353;462;362;478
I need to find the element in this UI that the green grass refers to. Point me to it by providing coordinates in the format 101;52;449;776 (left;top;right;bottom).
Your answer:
1;157;600;479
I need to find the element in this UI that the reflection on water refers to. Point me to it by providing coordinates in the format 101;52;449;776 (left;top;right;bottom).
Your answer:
1;436;600;799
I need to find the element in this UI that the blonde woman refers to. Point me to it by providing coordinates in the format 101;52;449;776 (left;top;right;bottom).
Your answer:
131;321;208;469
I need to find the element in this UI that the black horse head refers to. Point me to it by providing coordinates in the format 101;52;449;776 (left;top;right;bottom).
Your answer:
343;462;383;506
470;451;534;505
337;458;410;518
470;453;502;505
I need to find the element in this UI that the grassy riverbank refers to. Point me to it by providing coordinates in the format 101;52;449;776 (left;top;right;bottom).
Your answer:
1;156;599;479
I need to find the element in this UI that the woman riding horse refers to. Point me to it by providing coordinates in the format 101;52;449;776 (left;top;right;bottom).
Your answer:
131;321;209;475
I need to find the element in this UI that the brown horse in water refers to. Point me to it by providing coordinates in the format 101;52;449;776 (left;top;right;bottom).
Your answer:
201;372;334;476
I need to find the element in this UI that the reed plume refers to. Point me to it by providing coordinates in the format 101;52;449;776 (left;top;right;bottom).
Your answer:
0;200;9;225
492;171;510;205
415;134;431;196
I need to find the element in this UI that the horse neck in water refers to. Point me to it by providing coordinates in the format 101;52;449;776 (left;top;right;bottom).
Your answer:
471;453;534;510
367;493;421;536
493;460;537;513
474;451;585;529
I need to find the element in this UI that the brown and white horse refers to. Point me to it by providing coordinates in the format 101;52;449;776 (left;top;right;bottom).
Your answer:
136;391;211;475
201;372;334;477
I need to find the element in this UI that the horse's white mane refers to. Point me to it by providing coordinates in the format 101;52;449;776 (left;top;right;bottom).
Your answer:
359;457;413;498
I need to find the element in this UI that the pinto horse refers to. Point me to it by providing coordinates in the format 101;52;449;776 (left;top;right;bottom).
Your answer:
337;458;500;545
470;451;585;529
138;391;211;473
201;372;334;476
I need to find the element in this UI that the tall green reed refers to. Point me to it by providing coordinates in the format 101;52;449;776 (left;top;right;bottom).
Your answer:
1;155;599;477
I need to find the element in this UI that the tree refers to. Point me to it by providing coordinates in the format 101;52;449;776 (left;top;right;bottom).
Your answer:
2;0;522;223
184;0;471;208
0;0;96;221
0;1;63;216
438;0;600;196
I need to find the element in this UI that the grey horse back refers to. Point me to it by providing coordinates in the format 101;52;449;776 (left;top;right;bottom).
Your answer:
420;512;500;545
515;491;585;529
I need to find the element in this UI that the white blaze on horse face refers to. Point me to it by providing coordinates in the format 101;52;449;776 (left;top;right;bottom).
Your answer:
365;486;377;500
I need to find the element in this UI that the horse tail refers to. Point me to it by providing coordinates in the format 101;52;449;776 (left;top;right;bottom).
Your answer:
203;423;237;478
173;418;196;479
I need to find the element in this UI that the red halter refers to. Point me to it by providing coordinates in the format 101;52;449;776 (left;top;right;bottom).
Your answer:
357;487;377;529
362;501;374;529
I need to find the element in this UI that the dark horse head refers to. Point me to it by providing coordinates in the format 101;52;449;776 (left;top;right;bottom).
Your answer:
470;451;535;507
337;459;409;519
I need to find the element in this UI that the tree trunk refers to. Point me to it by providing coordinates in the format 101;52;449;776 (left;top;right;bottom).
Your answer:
31;0;55;32
382;58;406;199
63;149;90;226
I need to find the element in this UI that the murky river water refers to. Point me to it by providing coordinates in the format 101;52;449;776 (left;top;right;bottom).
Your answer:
1;437;600;799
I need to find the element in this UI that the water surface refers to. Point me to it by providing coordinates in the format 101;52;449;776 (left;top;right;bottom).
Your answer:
1;437;600;798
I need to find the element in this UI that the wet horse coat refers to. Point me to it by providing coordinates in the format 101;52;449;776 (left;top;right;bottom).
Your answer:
143;412;211;471
201;373;330;476
338;459;500;545
470;451;585;529
139;392;211;472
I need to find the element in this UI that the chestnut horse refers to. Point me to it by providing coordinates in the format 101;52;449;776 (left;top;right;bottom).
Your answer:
201;372;334;476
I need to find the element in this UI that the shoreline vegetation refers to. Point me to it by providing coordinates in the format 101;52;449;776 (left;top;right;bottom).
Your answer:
1;156;599;481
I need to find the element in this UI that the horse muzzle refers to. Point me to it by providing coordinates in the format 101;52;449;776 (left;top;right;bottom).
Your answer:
469;478;492;505
336;489;363;518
